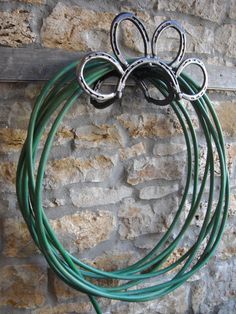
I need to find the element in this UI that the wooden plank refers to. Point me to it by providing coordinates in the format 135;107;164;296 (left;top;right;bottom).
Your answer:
0;47;235;91
0;47;82;82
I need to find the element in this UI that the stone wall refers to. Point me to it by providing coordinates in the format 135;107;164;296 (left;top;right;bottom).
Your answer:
0;1;236;313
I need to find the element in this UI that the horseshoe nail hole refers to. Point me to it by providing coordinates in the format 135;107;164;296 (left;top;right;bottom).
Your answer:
118;20;146;60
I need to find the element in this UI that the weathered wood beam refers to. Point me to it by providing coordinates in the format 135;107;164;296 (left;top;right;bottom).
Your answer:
0;47;235;91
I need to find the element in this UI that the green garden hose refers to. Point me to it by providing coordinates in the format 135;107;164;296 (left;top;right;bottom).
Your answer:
16;57;229;313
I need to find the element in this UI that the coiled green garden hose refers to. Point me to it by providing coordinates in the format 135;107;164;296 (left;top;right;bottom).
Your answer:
16;58;229;314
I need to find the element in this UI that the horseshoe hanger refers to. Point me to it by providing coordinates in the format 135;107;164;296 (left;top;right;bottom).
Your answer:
76;12;208;108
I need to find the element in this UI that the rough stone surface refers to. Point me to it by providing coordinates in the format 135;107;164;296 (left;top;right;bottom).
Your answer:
118;196;178;240
182;200;218;229
229;0;236;19
192;259;236;313
215;24;236;58
87;251;135;271
33;302;91;314
216;101;236;136
45;155;115;188
119;10;151;55
74;124;123;149
51;210;115;252
139;183;179;200
152;196;179;233
228;143;236;176
199;143;235;178
0;128;26;153
3;217;38;257
126;156;185;185
0;264;47;309
0;9;36;47
43;197;66;209
71;186;132;208
229;193;236;217
111;284;190;314
54;126;75;145
218;224;236;259
181;20;214;54
83;251;136;287
119;142;146;160
52;275;82;301
118;198;154;240
153;142;186;156
156;0;227;23
191;279;207;313
18;0;45;4
1;99;32;129
0;161;17;189
162;247;188;270
117;113;183;139
41;3;113;51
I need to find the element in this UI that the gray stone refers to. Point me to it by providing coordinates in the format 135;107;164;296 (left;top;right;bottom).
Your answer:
0;264;47;309
229;193;236;217
117;113;183;139
74;124;123;149
191;279;207;313
118;198;154;240
0;9;36;47
119;142;146;160
218;223;236;259
229;0;236;20
126;156;185;185
50;210;115;252
181;21;214;54
156;0;227;23
41;2;113;51
111;284;190;314
183;200;218;228
197;259;236;313
199;144;234;178
153;142;186;156
118;196;178;240
139;183;179;200
45;155;117;189
71;186;132;208
217;300;236;314
215;24;236;58
152;195;179;233
3;217;38;257
32;302;91;314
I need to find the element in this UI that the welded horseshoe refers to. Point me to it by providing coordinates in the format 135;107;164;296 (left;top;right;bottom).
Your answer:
109;12;162;105
116;58;181;100
176;58;208;101
152;20;186;67
76;52;124;102
110;12;151;68
76;12;208;106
